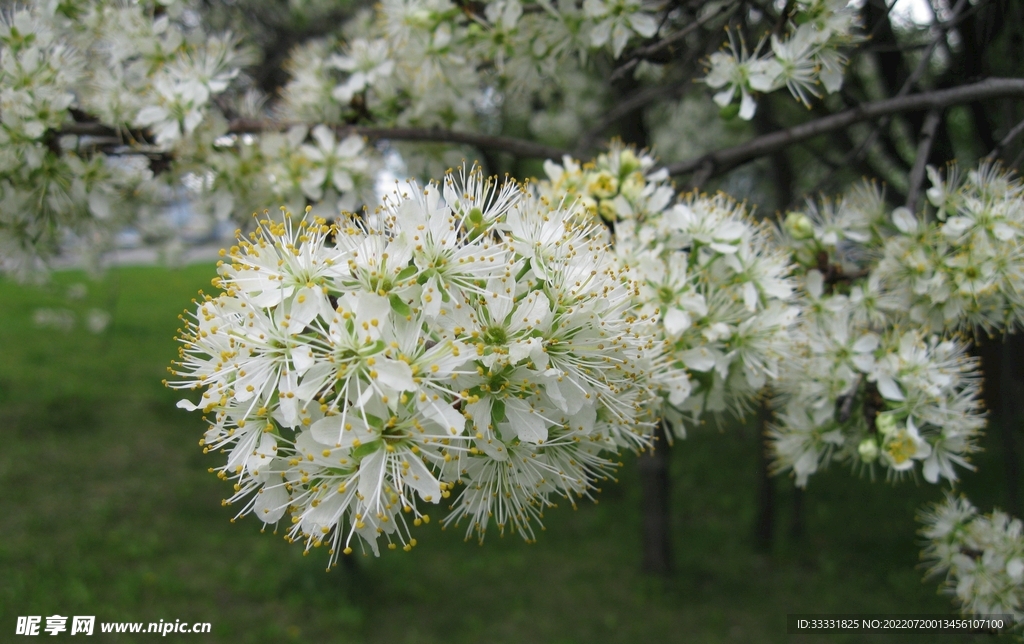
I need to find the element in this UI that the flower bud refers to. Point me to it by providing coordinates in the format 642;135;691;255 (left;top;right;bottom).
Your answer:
619;149;641;176
875;411;898;436
619;172;645;201
784;212;814;240
598;199;618;223
858;437;879;462
587;171;618;199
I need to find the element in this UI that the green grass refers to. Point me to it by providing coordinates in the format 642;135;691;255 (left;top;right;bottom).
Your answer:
0;264;1017;642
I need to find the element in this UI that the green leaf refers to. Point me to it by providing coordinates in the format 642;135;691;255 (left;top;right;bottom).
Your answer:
389;293;411;317
490;399;506;428
396;265;419;282
352;440;382;461
719;103;740;120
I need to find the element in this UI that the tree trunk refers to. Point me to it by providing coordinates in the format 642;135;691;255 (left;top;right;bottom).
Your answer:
754;398;775;551
789;487;804;541
976;333;1022;516
999;333;1023;516
638;422;673;575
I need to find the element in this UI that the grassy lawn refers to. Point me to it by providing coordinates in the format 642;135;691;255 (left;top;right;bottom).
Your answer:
0;264;1016;642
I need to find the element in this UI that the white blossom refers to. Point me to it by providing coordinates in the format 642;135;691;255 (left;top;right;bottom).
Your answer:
921;495;1024;620
170;169;660;560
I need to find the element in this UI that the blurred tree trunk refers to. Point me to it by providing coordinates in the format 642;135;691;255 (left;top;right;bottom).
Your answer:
976;333;1023;516
999;340;1021;516
789;487;804;541
609;73;675;575
639;422;673;575
754;397;775;551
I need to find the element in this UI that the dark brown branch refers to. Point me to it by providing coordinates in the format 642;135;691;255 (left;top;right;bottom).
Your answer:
906;109;942;212
665;78;1024;179
803;0;971;196
231;122;570;160
984;116;1024;162
61;121;570;162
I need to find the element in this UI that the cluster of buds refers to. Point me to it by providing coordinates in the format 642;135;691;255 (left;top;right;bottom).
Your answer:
538;142;674;227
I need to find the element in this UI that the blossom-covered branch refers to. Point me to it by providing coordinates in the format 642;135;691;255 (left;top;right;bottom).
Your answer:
226;121;569;160
61;120;569;162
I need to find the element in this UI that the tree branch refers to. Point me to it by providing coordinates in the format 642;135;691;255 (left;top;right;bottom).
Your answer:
803;0;970;196
984;115;1024;162
665;78;1024;178
61;121;571;162
906;109;942;212
574;75;695;157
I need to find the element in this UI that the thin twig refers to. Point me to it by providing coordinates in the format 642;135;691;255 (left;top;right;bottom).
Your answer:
905;109;942;212
1010;147;1024;171
665;78;1024;178
574;73;697;157
804;0;972;196
608;2;739;84
984;116;1024;162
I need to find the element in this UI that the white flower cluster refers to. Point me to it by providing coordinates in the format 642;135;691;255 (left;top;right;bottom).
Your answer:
875;163;1024;334
770;179;987;488
275;0;664;171
624;193;797;434
779;181;890;275
921;494;1024;620
771;294;985;487
169;168;659;560
194;123;380;225
0;0;248;269
539;145;797;435
703;0;860;119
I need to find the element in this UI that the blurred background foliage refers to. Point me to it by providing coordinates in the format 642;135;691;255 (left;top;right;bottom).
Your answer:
1;263;1016;642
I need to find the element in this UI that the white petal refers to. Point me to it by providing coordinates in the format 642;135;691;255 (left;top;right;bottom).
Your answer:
419;397;465;436
738;90;757;120
874;375;905;401
892;207;918;234
680;347;716;372
291;287;321;329
375;359;416;392
742;282;758;312
290;346;316;375
311;414;376;448
357;448;386;509
629;12;658;37
253;484;289;523
505;397;548;444
853;334;879;354
311;124;335;151
713;87;735;108
399;452;442;503
663;308;691;336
